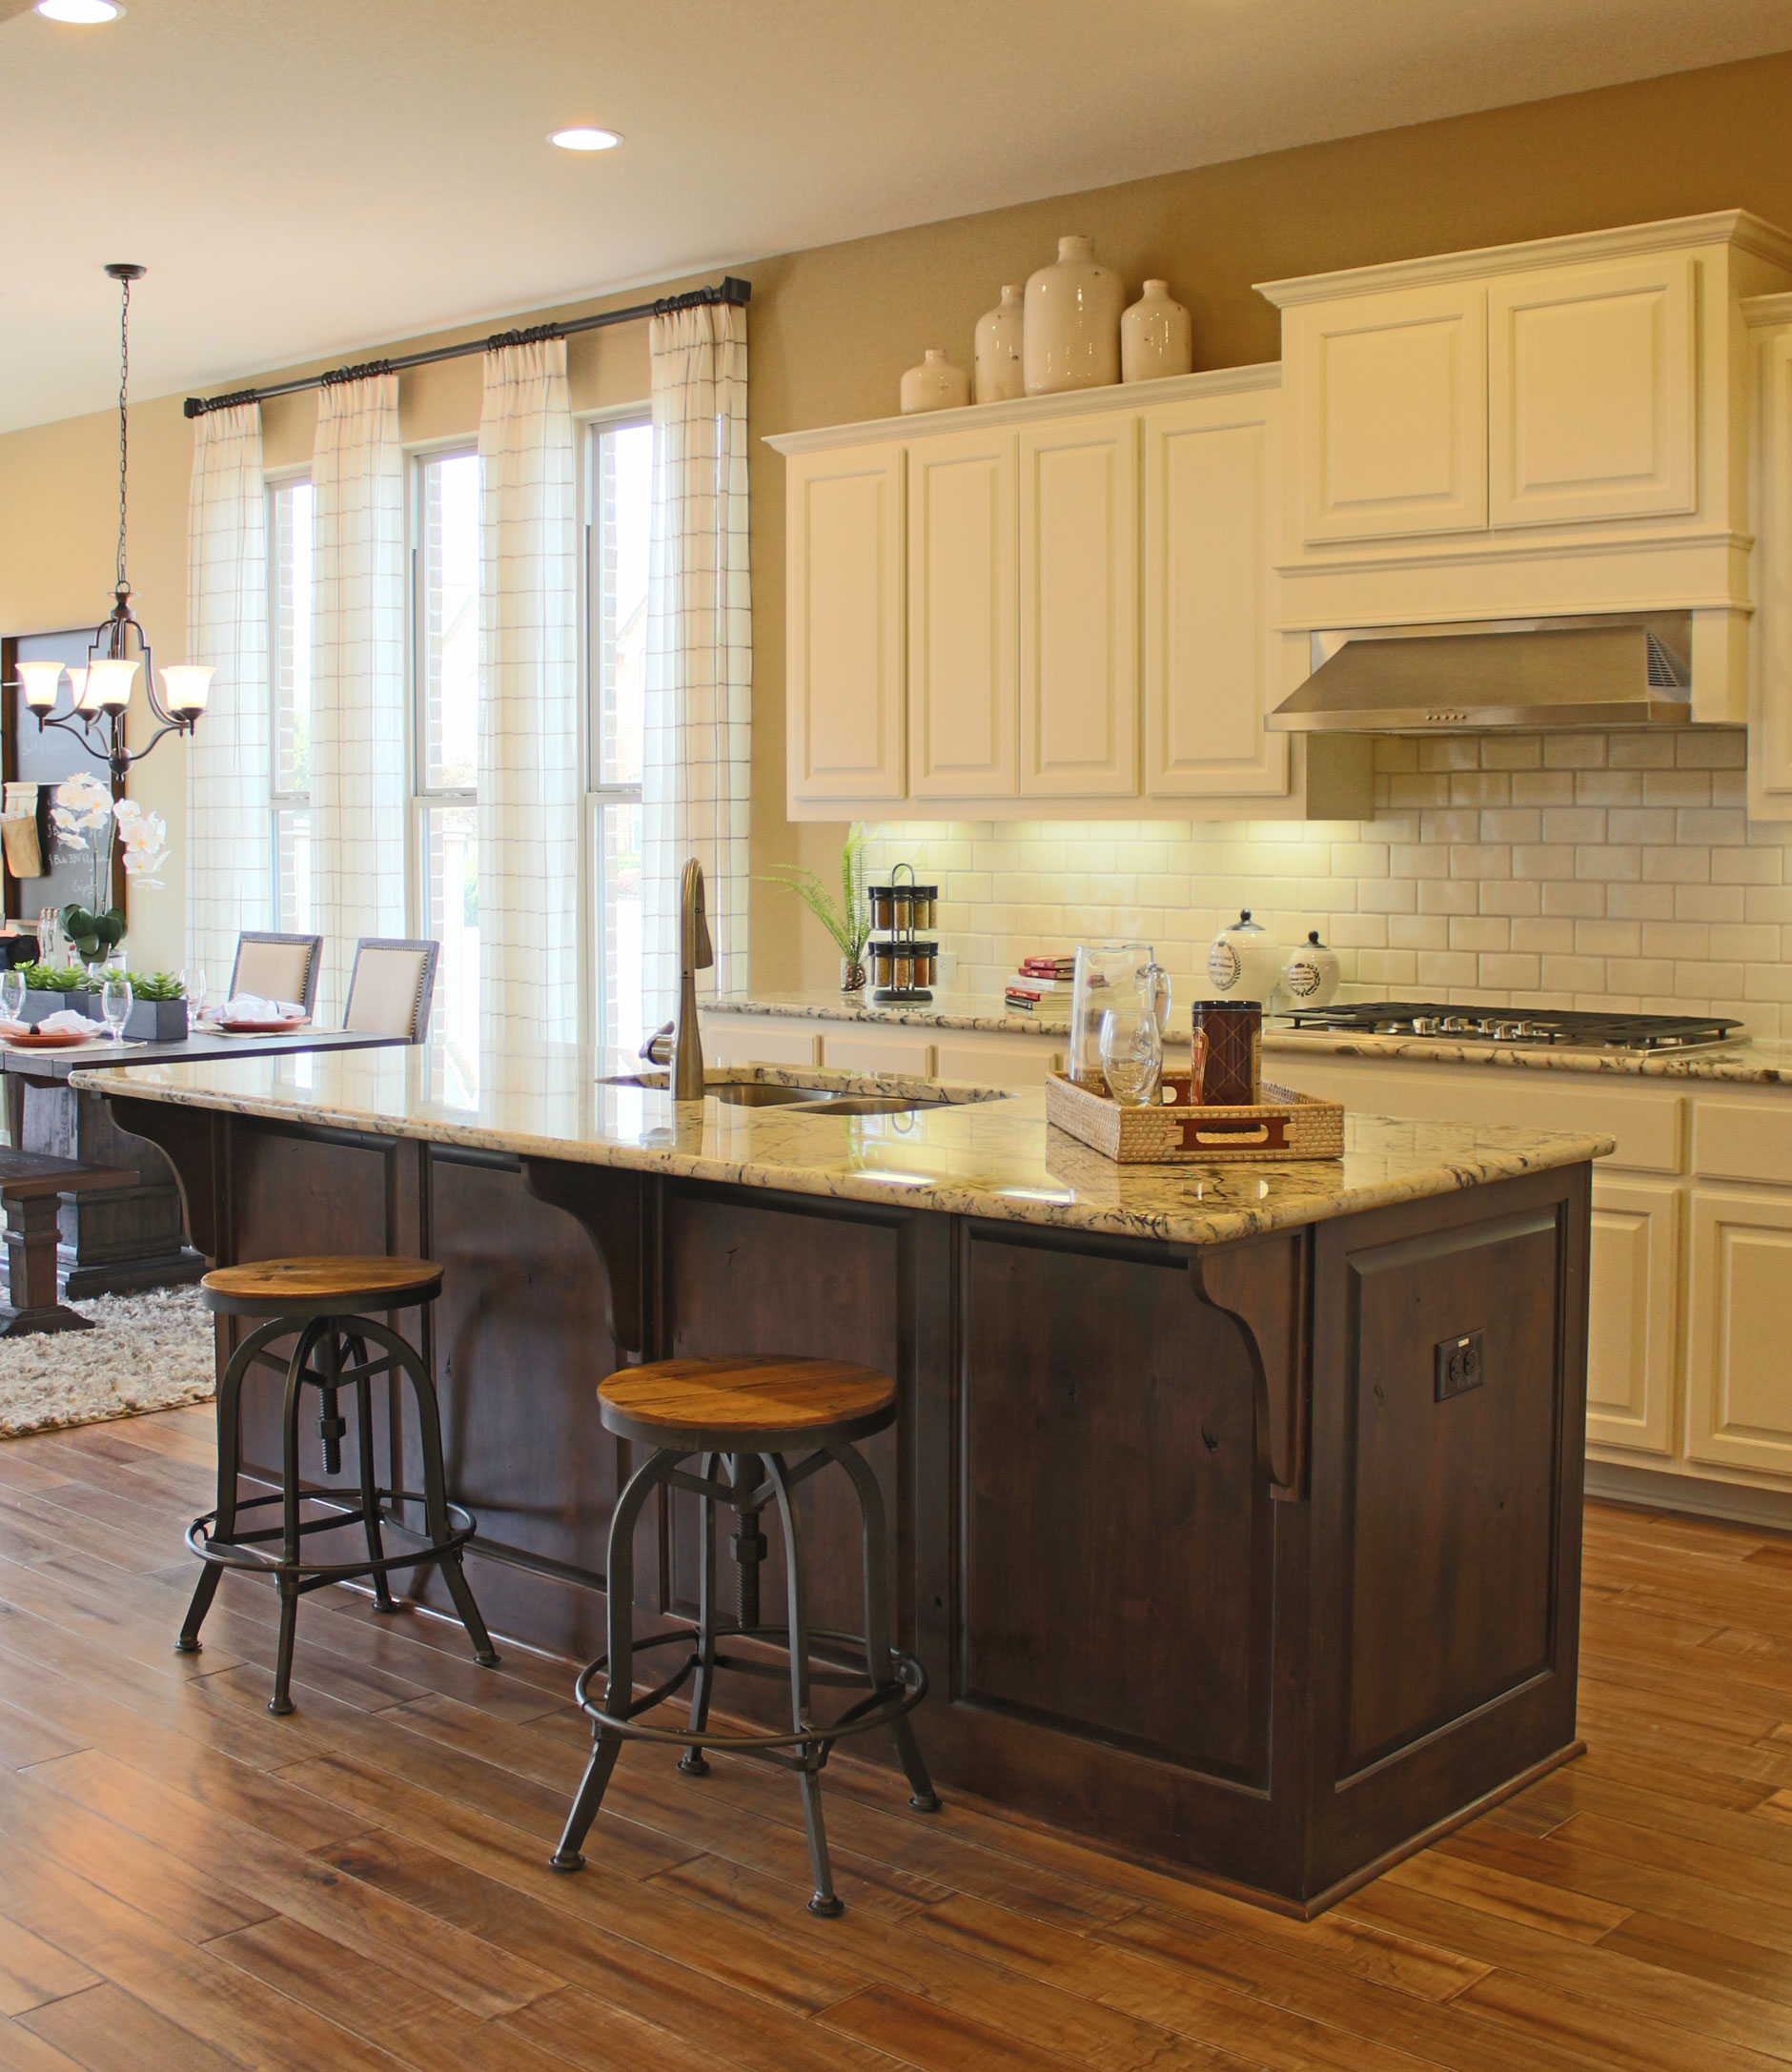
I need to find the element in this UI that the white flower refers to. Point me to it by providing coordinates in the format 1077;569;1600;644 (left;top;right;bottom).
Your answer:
51;770;112;836
113;800;169;887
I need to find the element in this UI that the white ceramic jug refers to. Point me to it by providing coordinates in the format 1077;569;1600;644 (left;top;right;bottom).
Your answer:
1121;279;1193;383
900;350;969;415
1024;236;1124;396
974;286;1026;404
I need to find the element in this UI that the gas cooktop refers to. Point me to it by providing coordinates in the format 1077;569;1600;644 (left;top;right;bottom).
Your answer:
1279;1002;1743;1052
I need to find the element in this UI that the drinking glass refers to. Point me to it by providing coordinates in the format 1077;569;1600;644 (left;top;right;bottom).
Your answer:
0;970;24;1024
100;973;132;1045
179;964;206;1022
1099;1004;1164;1107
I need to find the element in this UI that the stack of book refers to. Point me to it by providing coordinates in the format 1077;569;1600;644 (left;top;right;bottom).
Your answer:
1004;954;1075;1018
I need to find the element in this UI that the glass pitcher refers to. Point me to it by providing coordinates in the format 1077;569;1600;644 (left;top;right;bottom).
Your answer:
1069;943;1170;1090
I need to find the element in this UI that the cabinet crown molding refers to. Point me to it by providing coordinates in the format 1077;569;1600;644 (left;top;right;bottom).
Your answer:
764;361;1279;457
1256;210;1792;309
1744;291;1792;329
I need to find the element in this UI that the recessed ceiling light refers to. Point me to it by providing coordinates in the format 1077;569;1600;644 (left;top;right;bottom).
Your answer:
35;0;126;21
549;125;622;152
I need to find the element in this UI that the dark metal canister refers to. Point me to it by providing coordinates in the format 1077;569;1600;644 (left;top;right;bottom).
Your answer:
1189;1000;1261;1107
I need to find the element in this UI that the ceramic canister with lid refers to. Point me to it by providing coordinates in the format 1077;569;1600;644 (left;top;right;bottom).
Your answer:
1206;910;1282;1003
1282;929;1341;1007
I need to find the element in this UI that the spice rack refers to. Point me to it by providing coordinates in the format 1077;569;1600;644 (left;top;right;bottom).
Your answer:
868;862;939;1003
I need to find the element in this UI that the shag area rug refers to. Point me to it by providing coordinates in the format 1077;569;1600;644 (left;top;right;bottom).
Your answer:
0;1284;215;1440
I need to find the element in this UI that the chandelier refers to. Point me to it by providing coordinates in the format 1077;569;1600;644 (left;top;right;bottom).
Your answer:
10;264;210;781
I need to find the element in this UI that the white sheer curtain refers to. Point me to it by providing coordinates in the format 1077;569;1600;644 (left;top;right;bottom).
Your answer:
185;402;271;979
309;374;407;1024
477;336;579;1052
641;302;751;1027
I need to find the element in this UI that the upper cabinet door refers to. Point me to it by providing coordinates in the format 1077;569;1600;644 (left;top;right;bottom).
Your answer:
1754;322;1792;805
784;443;906;804
1020;412;1139;798
907;428;1019;800
1143;388;1287;800
1489;254;1696;528
1293;283;1488;544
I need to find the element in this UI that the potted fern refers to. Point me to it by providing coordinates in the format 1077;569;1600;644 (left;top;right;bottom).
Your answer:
760;830;874;992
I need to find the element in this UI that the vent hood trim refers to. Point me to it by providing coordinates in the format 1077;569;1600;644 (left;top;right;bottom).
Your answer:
1267;613;1695;734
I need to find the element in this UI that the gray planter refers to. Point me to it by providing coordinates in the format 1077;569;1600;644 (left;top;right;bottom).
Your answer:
122;997;189;1043
22;986;92;1022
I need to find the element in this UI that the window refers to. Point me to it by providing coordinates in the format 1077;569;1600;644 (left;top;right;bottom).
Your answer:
413;449;480;1064
268;477;314;934
588;418;651;1053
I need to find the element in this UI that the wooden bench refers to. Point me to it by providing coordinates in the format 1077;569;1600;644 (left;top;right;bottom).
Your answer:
0;1148;136;1335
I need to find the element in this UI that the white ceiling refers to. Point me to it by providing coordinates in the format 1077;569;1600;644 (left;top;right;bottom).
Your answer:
5;0;1792;434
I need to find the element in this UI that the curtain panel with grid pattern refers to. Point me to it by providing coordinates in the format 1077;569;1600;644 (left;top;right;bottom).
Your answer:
641;303;751;1026
477;336;580;1054
185;401;272;979
308;374;409;1025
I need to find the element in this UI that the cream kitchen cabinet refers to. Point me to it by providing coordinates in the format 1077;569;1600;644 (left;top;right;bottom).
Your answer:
1586;1176;1680;1459
770;368;1366;823
784;441;906;806
1262;212;1792;733
1747;294;1792;814
1687;1187;1792;1479
702;1009;1066;1087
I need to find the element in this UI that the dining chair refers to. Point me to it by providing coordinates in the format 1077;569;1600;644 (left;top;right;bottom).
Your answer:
343;938;438;1044
230;932;323;1014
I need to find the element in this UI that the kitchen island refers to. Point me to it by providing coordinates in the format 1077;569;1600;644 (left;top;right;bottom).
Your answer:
77;1044;1609;1914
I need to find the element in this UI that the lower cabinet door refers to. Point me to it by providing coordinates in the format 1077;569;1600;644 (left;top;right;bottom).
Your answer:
819;1028;937;1078
935;1036;1062;1087
703;1018;823;1069
1687;1187;1792;1475
1586;1176;1680;1457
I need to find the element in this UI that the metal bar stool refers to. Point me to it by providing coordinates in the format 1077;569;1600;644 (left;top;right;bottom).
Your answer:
176;1255;499;1715
551;1355;939;1916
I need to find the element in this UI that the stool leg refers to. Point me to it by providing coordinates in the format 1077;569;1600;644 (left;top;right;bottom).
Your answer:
679;1450;721;1778
763;1451;842;1918
553;1446;675;1872
366;1318;499;1669
177;1317;279;1655
831;1443;941;1814
271;1318;329;1716
347;1333;396;1613
732;1452;765;1631
316;1323;347;1478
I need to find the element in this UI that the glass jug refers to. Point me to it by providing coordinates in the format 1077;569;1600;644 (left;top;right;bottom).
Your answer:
1069;943;1170;1090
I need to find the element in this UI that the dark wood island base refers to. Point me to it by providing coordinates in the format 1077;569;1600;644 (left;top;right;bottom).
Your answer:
112;1087;1592;1915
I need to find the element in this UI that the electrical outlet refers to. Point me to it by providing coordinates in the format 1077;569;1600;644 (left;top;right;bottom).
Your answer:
1435;1330;1483;1403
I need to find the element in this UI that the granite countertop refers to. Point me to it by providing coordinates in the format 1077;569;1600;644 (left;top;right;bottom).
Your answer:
74;1046;1612;1250
711;990;1792;1086
1262;1028;1792;1086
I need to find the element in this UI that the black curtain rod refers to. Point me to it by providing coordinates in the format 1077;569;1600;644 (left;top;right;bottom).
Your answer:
183;274;750;419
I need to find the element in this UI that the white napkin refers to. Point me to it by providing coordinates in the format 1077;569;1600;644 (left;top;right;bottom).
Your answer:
0;1009;106;1037
219;995;306;1022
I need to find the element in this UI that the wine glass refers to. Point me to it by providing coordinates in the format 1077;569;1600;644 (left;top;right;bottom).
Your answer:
0;969;24;1026
179;964;207;1024
100;972;132;1046
1099;1004;1164;1107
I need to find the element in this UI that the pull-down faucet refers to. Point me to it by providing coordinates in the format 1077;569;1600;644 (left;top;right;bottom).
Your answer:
640;858;713;1098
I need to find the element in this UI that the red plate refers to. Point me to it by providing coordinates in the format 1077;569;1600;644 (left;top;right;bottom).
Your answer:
218;1016;310;1035
3;1028;98;1049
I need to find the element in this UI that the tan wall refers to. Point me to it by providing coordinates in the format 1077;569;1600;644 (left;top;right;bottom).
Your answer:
8;46;1792;979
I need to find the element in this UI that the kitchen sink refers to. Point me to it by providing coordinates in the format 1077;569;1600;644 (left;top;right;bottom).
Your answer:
601;1070;970;1117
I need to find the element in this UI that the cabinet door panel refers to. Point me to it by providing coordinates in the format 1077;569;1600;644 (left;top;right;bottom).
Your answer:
704;1018;822;1069
1489;255;1695;528
1144;393;1286;798
820;1028;937;1077
1587;1177;1680;1457
1020;413;1139;797
1294;285;1487;542
1753;325;1792;805
785;444;905;803
1688;1187;1792;1475
908;430;1018;799
935;1035;1061;1086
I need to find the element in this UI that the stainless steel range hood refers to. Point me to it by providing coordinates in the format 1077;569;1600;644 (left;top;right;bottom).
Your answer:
1268;613;1695;733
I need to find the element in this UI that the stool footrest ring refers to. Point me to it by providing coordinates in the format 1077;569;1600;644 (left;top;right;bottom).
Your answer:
185;1486;477;1586
572;1623;927;1755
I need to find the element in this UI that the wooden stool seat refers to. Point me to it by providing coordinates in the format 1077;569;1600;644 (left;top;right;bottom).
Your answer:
200;1255;443;1318
598;1356;896;1451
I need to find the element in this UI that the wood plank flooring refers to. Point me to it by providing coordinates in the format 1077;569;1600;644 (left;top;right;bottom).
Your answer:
0;1409;1789;2069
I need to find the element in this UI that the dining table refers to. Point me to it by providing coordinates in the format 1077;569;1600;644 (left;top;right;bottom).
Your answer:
0;1025;412;1299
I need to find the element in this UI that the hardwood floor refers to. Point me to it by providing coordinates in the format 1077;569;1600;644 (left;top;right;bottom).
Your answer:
0;1412;1789;2070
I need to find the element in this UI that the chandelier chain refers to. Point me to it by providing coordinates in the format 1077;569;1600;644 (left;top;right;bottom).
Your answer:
116;272;130;590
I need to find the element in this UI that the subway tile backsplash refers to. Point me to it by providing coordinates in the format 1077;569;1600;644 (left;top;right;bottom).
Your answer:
859;729;1792;1033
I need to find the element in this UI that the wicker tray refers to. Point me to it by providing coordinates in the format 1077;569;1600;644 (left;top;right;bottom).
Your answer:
1046;1069;1346;1163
